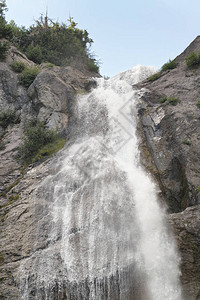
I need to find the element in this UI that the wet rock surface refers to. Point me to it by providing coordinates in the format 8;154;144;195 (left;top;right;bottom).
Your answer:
0;46;99;298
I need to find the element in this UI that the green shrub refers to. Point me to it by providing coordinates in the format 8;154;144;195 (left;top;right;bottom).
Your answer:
0;252;4;265
168;96;179;106
9;194;19;202
43;62;55;68
0;41;9;61
26;44;43;64
87;58;99;73
158;95;179;106
18;120;66;165
159;96;168;103
10;15;99;72
182;138;191;145
10;61;26;73
0;110;16;128
185;51;200;68
0;1;12;39
31;138;66;164
196;101;200;108
161;59;177;71
196;186;200;194
0;139;5;150
18;67;39;87
147;72;161;82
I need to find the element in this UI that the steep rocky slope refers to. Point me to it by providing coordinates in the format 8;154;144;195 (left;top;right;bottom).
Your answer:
137;37;200;213
0;45;98;298
136;36;200;299
0;45;97;195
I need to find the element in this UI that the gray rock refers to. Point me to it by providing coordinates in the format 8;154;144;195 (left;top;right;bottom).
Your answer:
137;42;200;212
28;70;73;131
169;205;200;300
136;36;200;298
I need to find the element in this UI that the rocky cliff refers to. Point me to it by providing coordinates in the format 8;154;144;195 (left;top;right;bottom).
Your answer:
0;38;200;299
136;36;200;299
0;45;98;299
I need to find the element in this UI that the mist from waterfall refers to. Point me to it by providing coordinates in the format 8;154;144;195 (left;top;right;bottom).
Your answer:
19;65;183;300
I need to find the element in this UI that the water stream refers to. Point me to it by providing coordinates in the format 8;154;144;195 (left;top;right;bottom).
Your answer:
19;65;183;300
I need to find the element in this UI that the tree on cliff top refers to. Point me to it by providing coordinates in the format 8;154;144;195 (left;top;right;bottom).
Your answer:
0;0;99;72
5;6;99;72
0;0;12;38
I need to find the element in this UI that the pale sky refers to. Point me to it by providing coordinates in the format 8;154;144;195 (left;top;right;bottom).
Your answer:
5;0;200;77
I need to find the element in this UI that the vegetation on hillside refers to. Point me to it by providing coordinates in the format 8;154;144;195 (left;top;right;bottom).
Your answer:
185;51;200;68
0;110;16;128
147;72;161;82
10;61;25;72
0;0;12;38
161;59;177;71
18;66;40;87
158;95;179;106
18;120;66;165
0;0;99;72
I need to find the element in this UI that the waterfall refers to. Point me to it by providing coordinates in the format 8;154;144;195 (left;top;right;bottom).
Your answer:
19;65;183;300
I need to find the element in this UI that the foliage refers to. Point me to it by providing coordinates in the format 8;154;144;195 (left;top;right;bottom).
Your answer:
43;62;54;68
31;138;66;164
8;15;99;72
158;95;179;106
26;44;43;64
87;58;99;73
0;0;7;18
182;138;191;146
18;120;66;165
147;72;161;82
0;252;4;265
185;51;200;68
8;193;19;202
0;0;12;38
8;20;28;45
196;186;200;194
0;1;99;72
0;41;9;60
0;138;5;150
0;110;16;128
10;61;25;73
159;96;168;103
18;66;40;87
196;101;200;108
161;59;177;71
167;96;179;106
5;178;20;193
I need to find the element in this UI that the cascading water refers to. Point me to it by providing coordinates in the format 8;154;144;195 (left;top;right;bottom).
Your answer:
19;65;183;300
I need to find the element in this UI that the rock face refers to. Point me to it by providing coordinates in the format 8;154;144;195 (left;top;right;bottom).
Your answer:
169;205;200;300
137;37;200;213
0;45;99;298
136;36;200;299
0;38;200;299
0;45;98;194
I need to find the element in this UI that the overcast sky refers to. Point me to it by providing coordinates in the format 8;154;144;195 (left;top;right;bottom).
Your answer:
5;0;200;77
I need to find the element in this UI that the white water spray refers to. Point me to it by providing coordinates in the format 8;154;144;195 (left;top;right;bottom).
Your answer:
19;65;182;300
